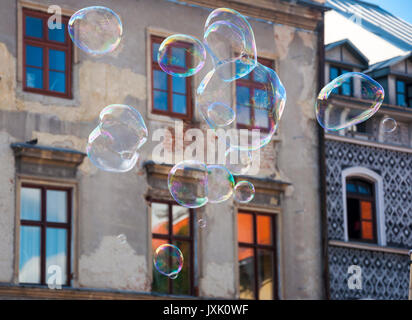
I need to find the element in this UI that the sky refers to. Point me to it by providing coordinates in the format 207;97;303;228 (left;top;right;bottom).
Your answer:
367;0;412;24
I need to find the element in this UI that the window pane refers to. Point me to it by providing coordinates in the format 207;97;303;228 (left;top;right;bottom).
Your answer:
254;108;269;129
151;202;169;235
49;71;66;93
49;49;66;71
342;82;352;96
237;61;250;79
346;182;357;193
347;198;361;240
46;228;67;285
172;77;186;94
152;42;160;62
172;94;187;114
154;90;168;111
239;247;255;299
397;93;406;106
21;187;41;221
254;69;268;83
25;16;43;38
171;47;186;68
152;238;168;293
19;226;41;283
236;105;251;126
329;67;339;81
26;45;43;67
396;80;405;93
237;86;250;106
154;70;167;90
238;213;253;243
358;182;371;195
361;221;374;240
258;250;274;300
257;215;272;245
46;190;67;223
172;205;190;237
173;240;190;295
26;67;43;89
48;23;65;42
360;201;372;220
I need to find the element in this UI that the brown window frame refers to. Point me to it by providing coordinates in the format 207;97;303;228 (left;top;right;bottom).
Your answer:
23;8;73;99
151;35;193;121
235;57;274;132
346;178;377;243
150;199;195;296
19;183;72;286
238;210;278;300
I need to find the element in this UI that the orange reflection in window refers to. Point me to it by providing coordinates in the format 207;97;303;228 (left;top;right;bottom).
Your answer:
152;238;168;252
360;201;372;220
257;215;271;245
238;213;253;243
172;206;190;237
361;221;373;240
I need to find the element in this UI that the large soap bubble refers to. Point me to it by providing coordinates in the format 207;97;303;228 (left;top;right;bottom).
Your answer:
316;72;384;131
204;8;257;81
68;6;123;56
158;34;206;77
168;160;208;208
86;104;148;172
153;244;184;278
197;63;286;151
206;165;235;203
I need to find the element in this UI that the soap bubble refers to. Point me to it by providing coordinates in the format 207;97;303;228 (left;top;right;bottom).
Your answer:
168;160;208;208
207;102;236;127
234;181;255;203
225;148;252;175
381;117;397;133
197;63;286;151
157;34;206;77
316;72;384;130
169;273;178;280
204;8;257;81
153;244;184;277
68;6;123;56
117;234;127;244
206;165;235;203
198;218;207;228
87;104;148;172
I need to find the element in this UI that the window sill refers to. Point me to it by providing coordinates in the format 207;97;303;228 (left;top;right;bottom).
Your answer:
328;240;410;255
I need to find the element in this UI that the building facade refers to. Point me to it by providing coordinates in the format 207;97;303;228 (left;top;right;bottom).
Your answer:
0;0;327;299
324;0;412;300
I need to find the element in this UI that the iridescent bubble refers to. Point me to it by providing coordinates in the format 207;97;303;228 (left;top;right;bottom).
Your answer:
225;148;252;175
316;72;384;130
206;165;235;203
197;63;286;151
168;160;208;208
68;6;123;56
234;181;255;203
207;102;236;127
198;218;207;228
381;117;397;133
87;104;148;172
117;234;127;244
204;8;257;81
169;273;179;280
153;244;184;277
158;34;206;77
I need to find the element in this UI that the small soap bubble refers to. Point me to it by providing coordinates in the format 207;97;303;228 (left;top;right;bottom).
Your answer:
207;165;235;203
234;181;255;203
225;148;252;175
86;104;148;172
153;244;184;277
68;6;123;56
316;72;384;130
381;117;397;133
158;34;206;77
117;234;127;244
198;218;207;228
168;160;208;208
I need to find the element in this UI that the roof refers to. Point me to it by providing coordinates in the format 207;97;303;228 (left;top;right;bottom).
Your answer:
326;0;412;51
325;38;369;65
364;51;412;73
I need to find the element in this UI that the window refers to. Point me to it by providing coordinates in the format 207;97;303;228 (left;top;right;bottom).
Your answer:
19;184;72;285
238;211;277;300
396;79;412;108
151;201;195;295
151;36;192;120
346;178;376;243
329;66;352;96
23;8;72;98
236;58;274;130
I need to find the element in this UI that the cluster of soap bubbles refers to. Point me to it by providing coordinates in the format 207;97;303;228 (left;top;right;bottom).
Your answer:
153;244;184;279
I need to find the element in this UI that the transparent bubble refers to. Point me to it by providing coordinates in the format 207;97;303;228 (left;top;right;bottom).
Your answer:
225;148;252;175
198;218;207;228
234;181;255;203
204;8;257;81
381;117;397;133
316;72;384;131
206;165;235;203
68;6;123;56
207;102;236;127
86;104;148;172
168;160;208;208
197;63;286;151
153;244;184;277
169;273;179;280
158;34;206;77
117;234;127;244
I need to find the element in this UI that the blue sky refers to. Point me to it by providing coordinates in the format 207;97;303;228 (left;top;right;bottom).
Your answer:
367;0;412;24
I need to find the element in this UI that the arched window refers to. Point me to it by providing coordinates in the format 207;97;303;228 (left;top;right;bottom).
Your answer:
346;178;376;243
